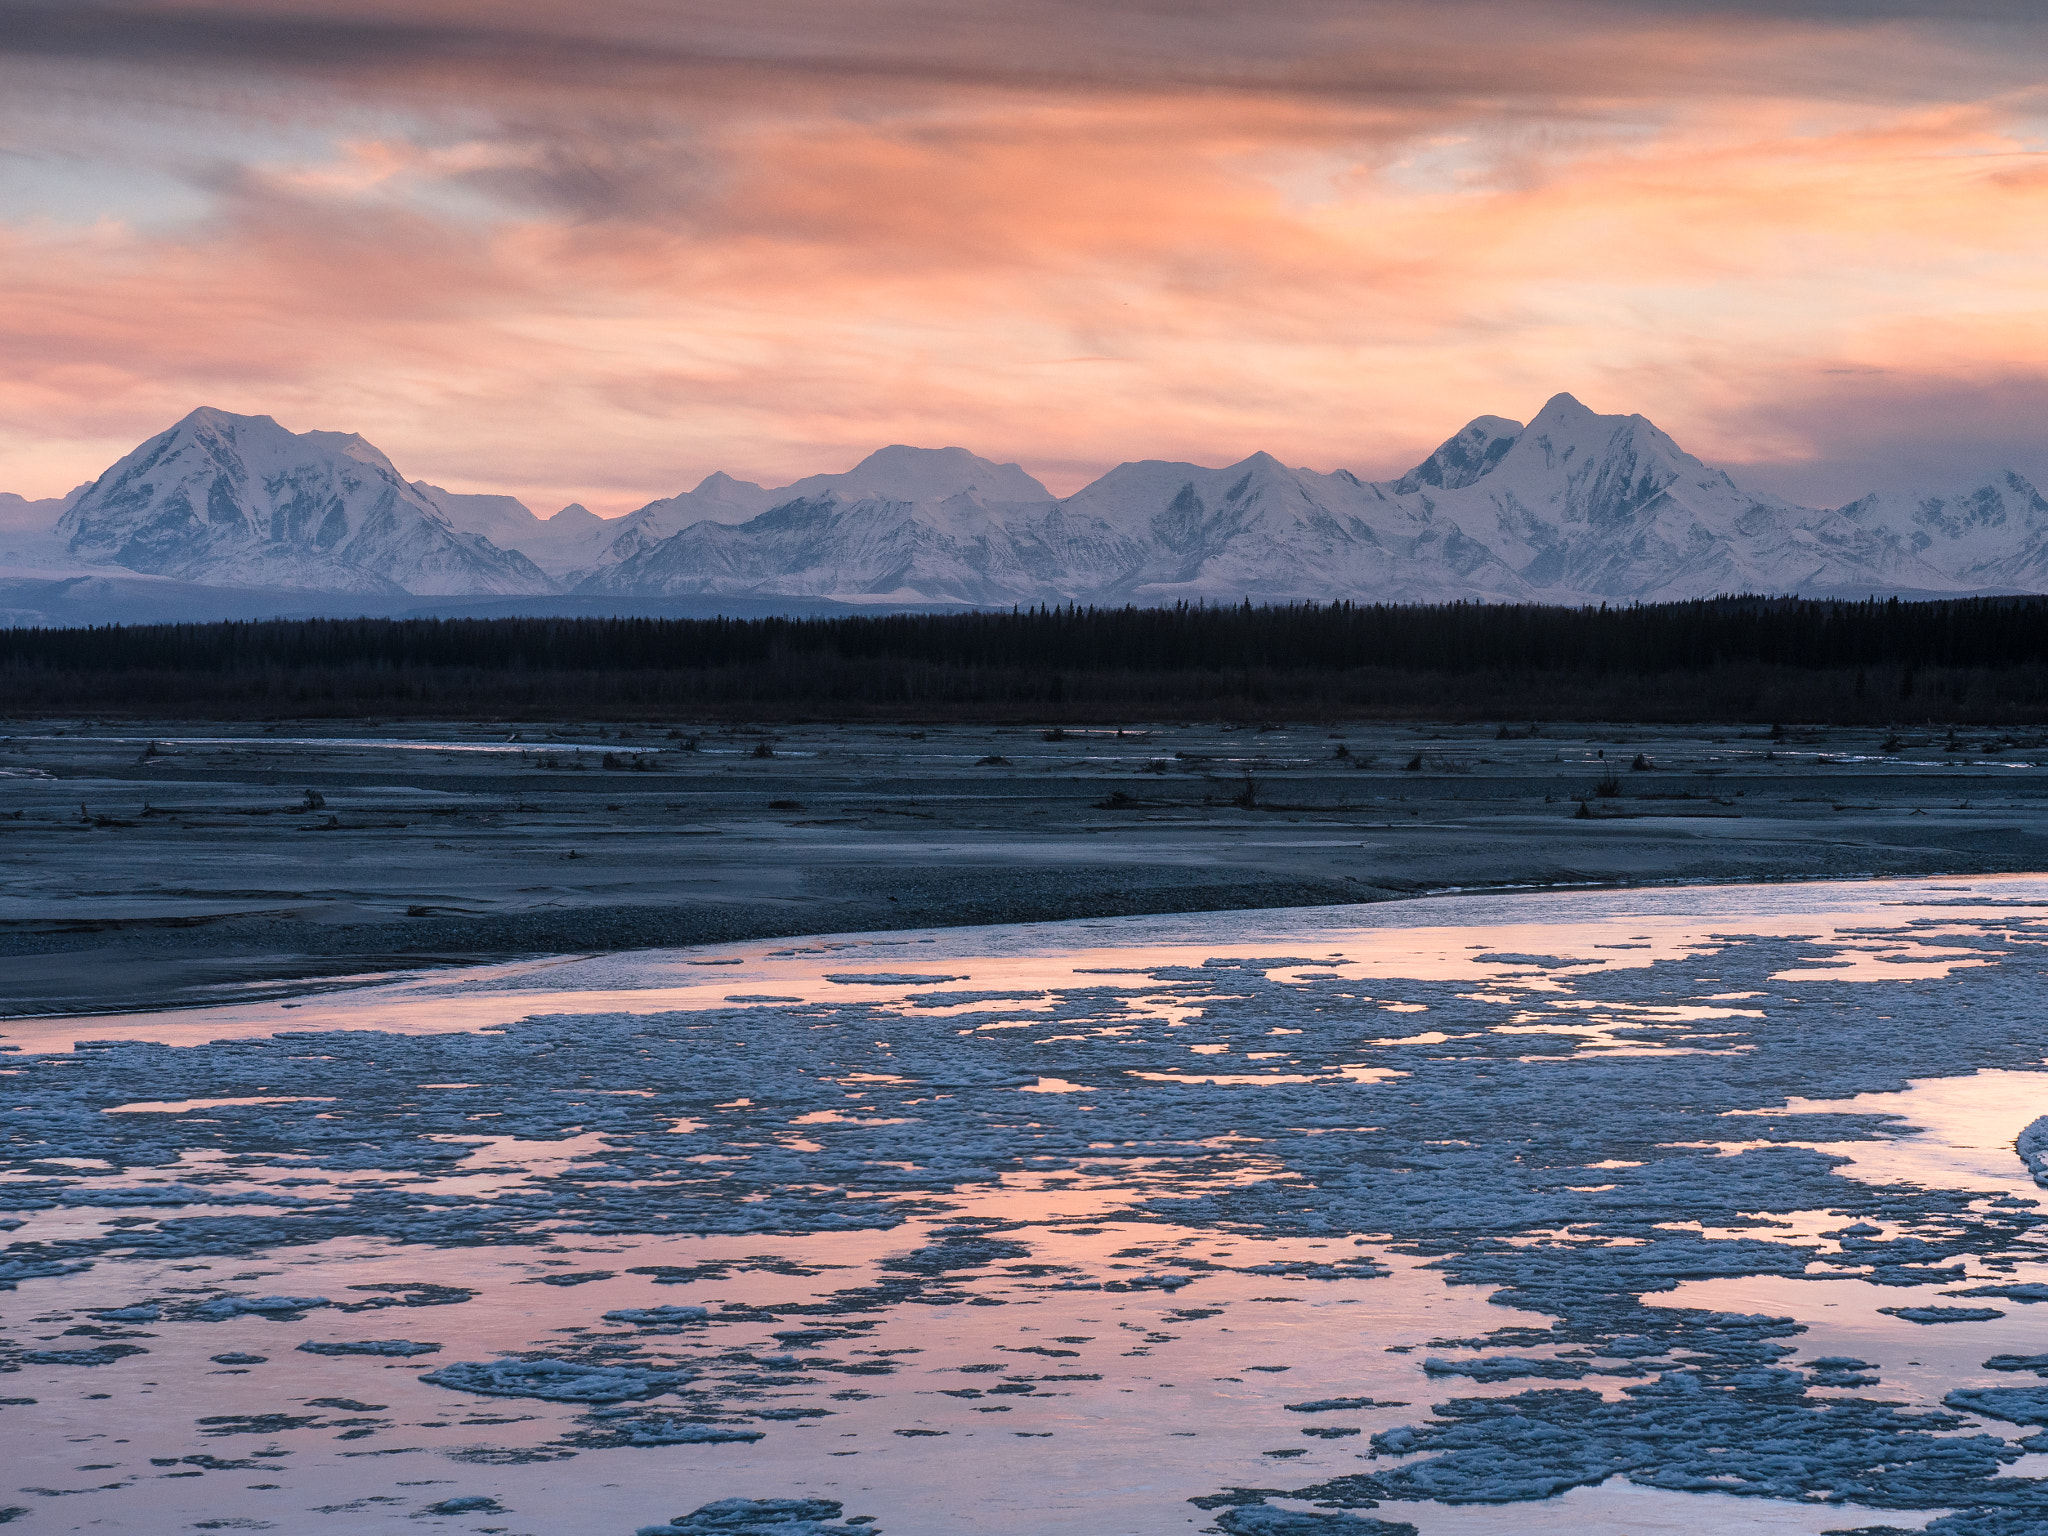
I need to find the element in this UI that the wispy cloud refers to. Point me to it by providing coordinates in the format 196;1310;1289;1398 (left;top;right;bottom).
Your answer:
3;1;2046;508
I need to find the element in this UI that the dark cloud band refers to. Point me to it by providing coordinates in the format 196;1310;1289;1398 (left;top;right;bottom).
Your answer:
5;1;2042;105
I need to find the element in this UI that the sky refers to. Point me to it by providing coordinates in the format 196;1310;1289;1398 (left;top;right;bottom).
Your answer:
3;0;2047;515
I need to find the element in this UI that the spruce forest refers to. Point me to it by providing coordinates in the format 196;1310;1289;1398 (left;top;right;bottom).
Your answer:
2;597;2044;722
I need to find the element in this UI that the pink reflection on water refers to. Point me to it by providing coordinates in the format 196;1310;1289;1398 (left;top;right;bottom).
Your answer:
7;875;2048;1534
9;874;2044;1058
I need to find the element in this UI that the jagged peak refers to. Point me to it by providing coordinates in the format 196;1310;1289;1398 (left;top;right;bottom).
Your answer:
1225;450;1305;480
1393;414;1524;494
1527;391;1599;428
1518;393;1685;453
1501;393;1723;487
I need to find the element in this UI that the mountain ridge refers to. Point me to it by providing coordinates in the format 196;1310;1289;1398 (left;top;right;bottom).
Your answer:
13;397;2048;618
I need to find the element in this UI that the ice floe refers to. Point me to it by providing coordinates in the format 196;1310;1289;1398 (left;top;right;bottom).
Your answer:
635;1497;872;1535
420;1357;696;1402
6;877;2048;1533
296;1338;440;1356
603;1304;711;1325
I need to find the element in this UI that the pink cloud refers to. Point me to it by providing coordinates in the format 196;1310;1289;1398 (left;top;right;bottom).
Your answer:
3;1;2047;510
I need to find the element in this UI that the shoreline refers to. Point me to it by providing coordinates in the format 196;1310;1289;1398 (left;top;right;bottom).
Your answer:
5;714;2045;1019
9;864;2040;1026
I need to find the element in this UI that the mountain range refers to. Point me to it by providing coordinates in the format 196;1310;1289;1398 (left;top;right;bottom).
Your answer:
5;394;2046;623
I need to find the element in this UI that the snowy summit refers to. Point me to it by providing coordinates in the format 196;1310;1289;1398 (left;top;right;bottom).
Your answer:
15;396;2048;611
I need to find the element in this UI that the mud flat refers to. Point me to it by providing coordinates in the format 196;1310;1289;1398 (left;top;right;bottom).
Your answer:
4;878;2048;1534
1;717;2045;1017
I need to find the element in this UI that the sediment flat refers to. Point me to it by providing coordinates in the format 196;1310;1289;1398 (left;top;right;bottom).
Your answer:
2;716;2043;1016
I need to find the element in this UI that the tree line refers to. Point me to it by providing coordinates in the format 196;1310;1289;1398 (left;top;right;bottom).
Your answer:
1;596;2044;721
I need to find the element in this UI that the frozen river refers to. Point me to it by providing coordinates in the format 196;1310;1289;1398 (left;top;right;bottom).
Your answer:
4;876;2048;1535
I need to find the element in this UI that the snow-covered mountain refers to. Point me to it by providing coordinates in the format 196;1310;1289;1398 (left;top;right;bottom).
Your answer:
0;486;89;572
15;396;2048;617
1052;451;1525;603
1836;471;2048;593
55;409;551;595
567;445;1054;585
1357;392;1949;603
576;447;1100;602
570;395;1989;606
567;472;782;575
409;483;613;578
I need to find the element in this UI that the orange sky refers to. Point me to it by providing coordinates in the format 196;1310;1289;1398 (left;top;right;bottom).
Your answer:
3;1;2046;512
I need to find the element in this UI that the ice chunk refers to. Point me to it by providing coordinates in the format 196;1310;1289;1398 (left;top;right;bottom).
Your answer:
57;1183;318;1207
1806;1356;1881;1385
1879;1306;2005;1324
1945;1386;2048;1425
2017;1115;2048;1186
1984;1353;2048;1375
603;1305;711;1325
21;1343;147;1366
1284;1398;1406;1413
823;973;967;985
1104;1273;1196;1292
605;1418;767;1446
637;1497;868;1534
1424;1355;1591;1381
194;1294;331;1320
880;1234;1031;1273
1594;1335;1668;1358
1241;1256;1388;1280
1216;1509;1418;1536
0;1254;90;1288
1953;1283;2048;1303
297;1339;440;1357
421;1357;694;1402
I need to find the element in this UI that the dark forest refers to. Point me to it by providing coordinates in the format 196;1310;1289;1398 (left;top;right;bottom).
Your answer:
2;596;2045;722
